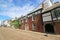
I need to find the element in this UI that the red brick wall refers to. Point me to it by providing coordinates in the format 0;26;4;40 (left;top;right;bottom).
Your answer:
19;14;43;33
35;14;43;32
19;24;24;29
20;19;27;29
54;21;60;34
28;17;32;30
23;19;25;29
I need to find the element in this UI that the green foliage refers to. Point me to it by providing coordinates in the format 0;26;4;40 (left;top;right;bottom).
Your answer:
10;19;21;29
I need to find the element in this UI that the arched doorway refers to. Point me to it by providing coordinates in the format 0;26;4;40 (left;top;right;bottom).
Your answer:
45;23;54;33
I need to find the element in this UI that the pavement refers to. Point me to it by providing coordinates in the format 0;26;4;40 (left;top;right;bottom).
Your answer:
0;27;60;40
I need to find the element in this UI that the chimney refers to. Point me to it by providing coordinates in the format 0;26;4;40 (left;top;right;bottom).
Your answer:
42;3;44;9
54;1;59;4
42;0;52;10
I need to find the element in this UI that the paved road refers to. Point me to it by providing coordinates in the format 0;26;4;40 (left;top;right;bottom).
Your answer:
0;27;60;40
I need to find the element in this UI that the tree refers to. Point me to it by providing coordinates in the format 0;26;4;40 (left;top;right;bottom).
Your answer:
10;19;21;29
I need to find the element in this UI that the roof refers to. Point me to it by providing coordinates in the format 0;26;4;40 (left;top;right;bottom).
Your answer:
27;4;42;15
32;4;42;12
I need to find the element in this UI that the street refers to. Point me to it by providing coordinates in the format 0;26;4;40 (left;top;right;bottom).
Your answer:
0;27;60;40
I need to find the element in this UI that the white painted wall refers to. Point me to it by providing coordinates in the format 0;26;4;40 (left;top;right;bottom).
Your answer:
42;12;52;22
43;16;52;21
25;26;29;30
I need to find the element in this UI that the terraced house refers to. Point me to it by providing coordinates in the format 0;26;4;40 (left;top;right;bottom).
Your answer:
20;7;43;32
42;2;60;34
19;0;60;34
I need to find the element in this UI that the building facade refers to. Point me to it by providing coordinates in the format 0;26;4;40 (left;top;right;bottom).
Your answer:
19;0;60;34
20;8;43;32
42;2;60;34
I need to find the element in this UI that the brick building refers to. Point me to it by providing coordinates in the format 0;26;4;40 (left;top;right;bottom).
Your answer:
42;2;60;34
20;8;43;32
19;0;60;34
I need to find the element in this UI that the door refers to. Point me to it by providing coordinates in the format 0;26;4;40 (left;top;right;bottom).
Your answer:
25;24;29;30
45;23;54;33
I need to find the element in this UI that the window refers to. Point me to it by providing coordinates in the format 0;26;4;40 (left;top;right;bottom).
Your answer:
51;10;56;18
25;17;28;22
21;19;24;23
32;23;36;31
35;12;37;15
55;8;60;17
37;10;40;14
32;14;35;21
51;7;60;18
42;12;51;17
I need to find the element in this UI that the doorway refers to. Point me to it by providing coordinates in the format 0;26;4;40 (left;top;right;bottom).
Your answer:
45;23;54;33
25;24;29;30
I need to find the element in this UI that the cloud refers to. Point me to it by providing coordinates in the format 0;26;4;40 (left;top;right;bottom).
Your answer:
7;0;13;3
0;0;60;21
0;0;51;19
0;4;7;8
0;0;43;19
0;3;35;18
37;0;44;4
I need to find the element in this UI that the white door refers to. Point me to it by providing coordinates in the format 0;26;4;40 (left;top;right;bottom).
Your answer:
25;25;29;30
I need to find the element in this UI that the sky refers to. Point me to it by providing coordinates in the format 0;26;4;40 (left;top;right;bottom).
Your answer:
0;0;60;22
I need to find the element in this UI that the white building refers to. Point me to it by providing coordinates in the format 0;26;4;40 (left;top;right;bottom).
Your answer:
0;21;2;26
3;20;11;27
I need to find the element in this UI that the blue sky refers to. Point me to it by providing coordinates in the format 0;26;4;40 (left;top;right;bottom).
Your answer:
0;0;60;21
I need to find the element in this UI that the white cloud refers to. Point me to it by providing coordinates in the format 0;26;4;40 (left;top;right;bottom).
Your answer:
0;4;35;18
0;4;8;8
7;0;13;3
37;0;43;4
0;0;38;19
